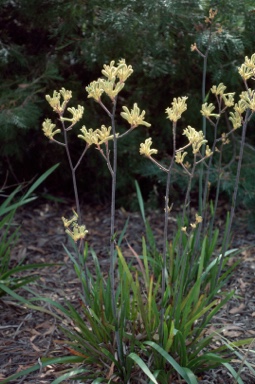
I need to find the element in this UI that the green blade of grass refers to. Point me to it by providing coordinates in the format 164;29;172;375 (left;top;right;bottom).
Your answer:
135;180;146;224
51;367;89;384
128;352;159;384
145;341;198;384
0;356;83;384
223;362;245;384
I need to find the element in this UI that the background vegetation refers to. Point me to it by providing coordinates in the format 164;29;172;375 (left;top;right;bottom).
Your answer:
1;0;255;212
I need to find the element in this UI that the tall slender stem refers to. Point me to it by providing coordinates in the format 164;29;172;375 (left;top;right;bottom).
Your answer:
215;109;250;284
159;121;177;343
109;97;124;367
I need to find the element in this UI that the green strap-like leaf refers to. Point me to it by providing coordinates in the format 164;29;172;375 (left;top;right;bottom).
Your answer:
128;352;159;384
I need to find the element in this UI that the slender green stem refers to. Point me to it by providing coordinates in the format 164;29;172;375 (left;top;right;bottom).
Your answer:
198;23;213;229
182;154;197;219
159;121;177;343
62;122;81;221
215;109;251;284
108;97;125;368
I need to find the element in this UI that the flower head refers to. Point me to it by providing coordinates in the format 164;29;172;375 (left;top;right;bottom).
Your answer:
100;79;125;100
121;103;151;128
86;80;104;102
201;102;217;118
45;88;72;114
190;213;203;229
42;118;61;140
183;126;207;154
238;54;255;80
165;97;188;122
175;151;187;164
139;138;158;157
229;111;242;130
116;59;133;82
211;83;226;96
78;126;99;146
96;125;117;144
101;60;118;81
222;93;235;107
234;99;247;115
240;89;255;112
65;224;88;242
60;105;84;124
62;210;88;242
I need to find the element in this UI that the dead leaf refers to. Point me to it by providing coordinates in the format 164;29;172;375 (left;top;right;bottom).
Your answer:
223;330;243;337
229;303;245;314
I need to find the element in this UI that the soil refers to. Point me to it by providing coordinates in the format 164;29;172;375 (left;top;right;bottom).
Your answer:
0;200;255;384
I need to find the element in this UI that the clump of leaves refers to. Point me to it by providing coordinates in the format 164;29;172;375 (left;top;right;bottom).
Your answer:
0;164;58;297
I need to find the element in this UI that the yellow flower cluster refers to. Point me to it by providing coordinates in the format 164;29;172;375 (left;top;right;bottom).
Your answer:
45;88;72;114
42;119;61;140
139;138;158;157
86;59;133;101
60;105;84;124
121;103;151;128
165;97;188;122
62;210;88;242
78;125;117;146
238;53;255;80
183;126;207;154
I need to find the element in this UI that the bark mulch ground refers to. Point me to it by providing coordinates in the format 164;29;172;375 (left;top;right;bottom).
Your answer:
0;200;255;383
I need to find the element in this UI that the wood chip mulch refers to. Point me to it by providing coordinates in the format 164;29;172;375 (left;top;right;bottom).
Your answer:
0;200;255;383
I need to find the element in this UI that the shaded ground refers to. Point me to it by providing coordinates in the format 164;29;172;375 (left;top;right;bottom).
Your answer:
0;200;255;383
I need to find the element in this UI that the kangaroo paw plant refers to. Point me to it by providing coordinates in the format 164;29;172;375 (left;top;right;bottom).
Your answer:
4;16;255;383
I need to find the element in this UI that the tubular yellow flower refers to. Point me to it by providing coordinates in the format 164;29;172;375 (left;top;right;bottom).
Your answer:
42;118;61;139
121;103;151;128
211;83;227;96
86;80;104;101
229;111;242;130
195;213;203;224
139;138;158;157
201;102;216;118
205;145;213;157
101;60;118;81
96;125;117;144
65;223;88;242
238;54;255;80
60;88;72;102
190;43;197;52
45;88;72;114
221;133;230;145
45;91;61;113
238;65;255;80
62;210;88;242
78;126;99;146
165;97;188;122
116;59;133;82
101;59;133;83
240;90;255;111
222;93;235;107
100;79;125;100
175;151;187;164
183;126;207;154
234;99;247;114
62;212;78;228
60;105;84;124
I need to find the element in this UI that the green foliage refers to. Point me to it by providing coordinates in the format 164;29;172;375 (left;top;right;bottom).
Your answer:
0;164;59;296
1;0;255;206
4;219;251;383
